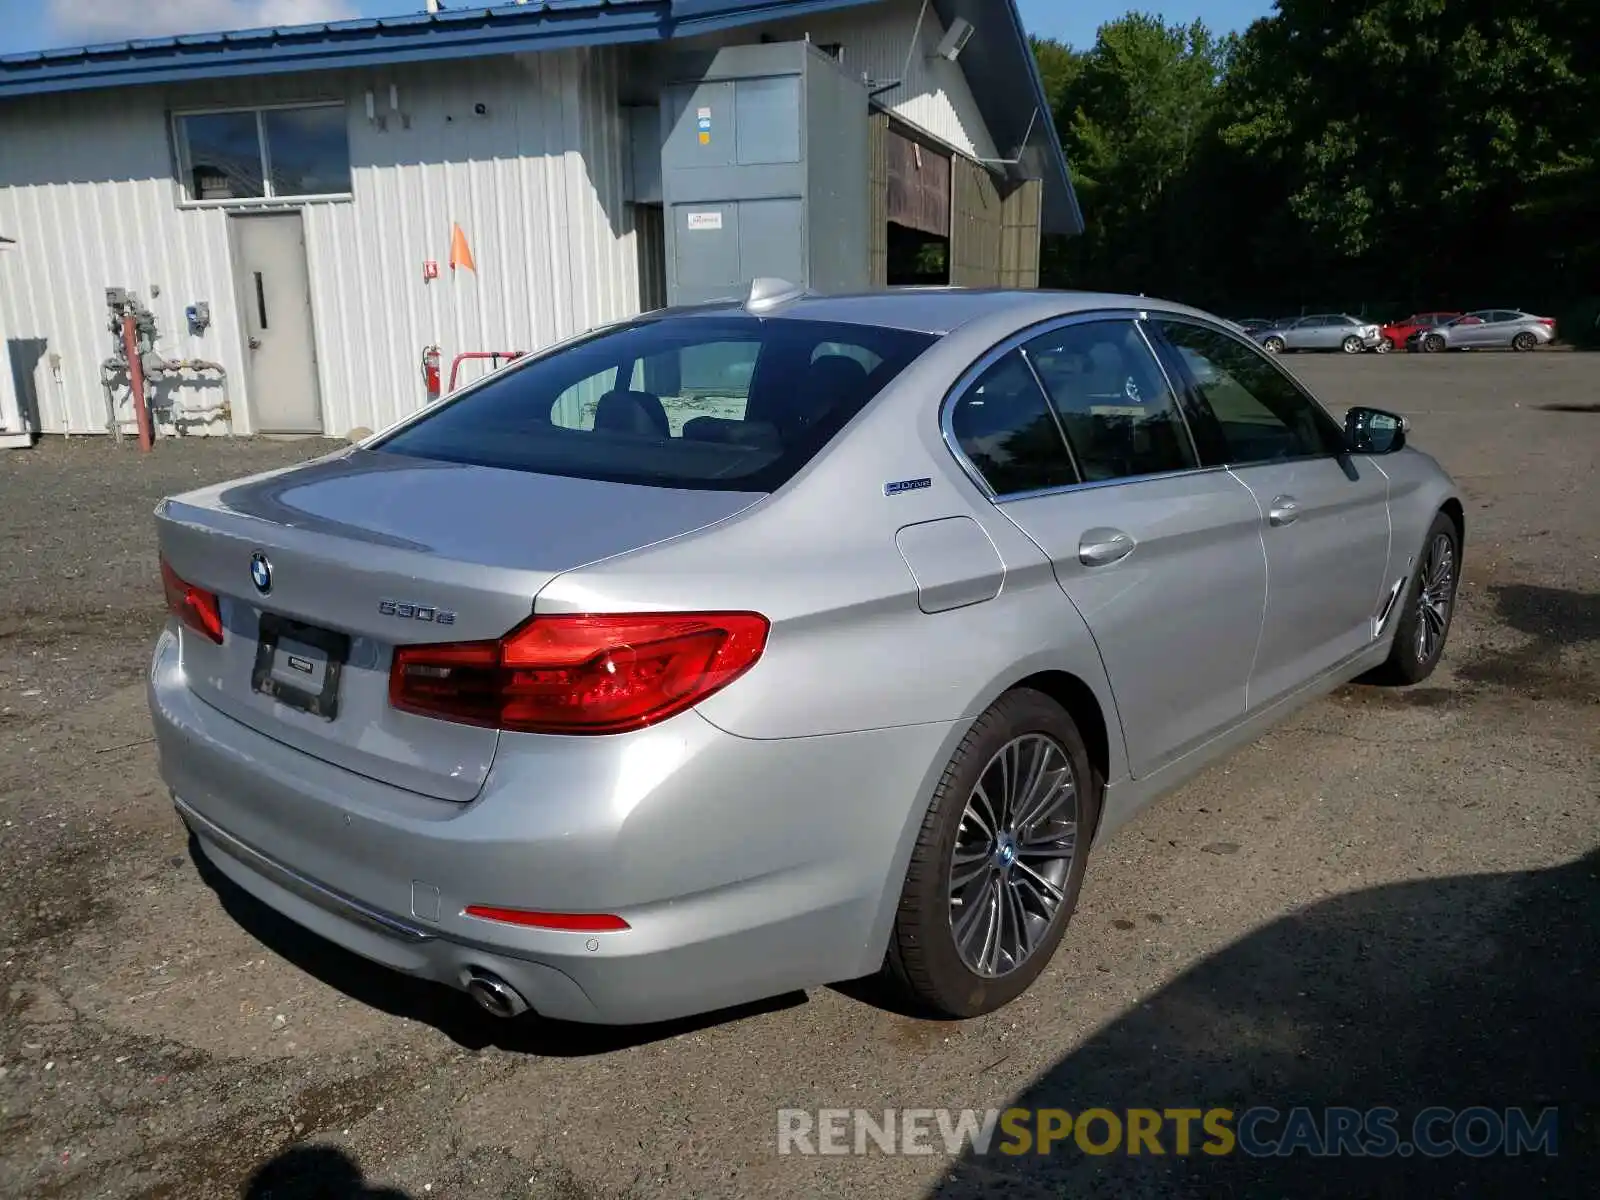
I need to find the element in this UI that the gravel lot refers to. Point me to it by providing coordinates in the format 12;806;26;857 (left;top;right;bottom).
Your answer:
0;354;1595;1199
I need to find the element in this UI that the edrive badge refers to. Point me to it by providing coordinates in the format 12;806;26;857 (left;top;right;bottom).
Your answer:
249;551;273;595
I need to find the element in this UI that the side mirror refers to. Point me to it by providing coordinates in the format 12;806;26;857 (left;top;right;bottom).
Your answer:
1345;406;1408;454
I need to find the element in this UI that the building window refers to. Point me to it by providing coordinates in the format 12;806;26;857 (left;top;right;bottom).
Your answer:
175;104;351;203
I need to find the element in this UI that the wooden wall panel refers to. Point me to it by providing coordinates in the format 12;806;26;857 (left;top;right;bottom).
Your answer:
885;125;951;237
950;155;1003;287
868;110;889;288
999;178;1042;289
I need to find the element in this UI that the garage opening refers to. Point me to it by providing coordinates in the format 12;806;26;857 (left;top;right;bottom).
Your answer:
875;118;953;287
887;223;949;286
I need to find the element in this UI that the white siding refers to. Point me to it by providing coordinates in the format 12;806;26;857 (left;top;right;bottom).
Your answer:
0;1;999;440
0;91;243;436
306;50;639;436
684;0;1000;161
0;49;639;437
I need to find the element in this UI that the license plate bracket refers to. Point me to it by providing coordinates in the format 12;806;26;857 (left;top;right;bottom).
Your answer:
251;614;349;721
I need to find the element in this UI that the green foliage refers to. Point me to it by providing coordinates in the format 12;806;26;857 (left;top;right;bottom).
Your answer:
1034;0;1600;317
1033;16;1230;297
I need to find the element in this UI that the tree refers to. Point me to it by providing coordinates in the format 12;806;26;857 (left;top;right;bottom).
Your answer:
1035;15;1230;297
1030;35;1085;135
1219;0;1597;305
1033;1;1599;316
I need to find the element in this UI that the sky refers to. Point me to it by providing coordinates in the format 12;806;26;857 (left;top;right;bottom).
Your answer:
0;0;1275;58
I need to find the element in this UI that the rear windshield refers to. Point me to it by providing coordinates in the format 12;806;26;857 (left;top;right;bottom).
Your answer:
376;315;937;491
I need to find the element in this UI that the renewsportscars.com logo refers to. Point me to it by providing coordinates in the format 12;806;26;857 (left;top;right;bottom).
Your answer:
777;1106;1560;1159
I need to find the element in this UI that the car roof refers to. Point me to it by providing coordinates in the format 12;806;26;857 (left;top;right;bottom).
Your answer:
646;287;1222;336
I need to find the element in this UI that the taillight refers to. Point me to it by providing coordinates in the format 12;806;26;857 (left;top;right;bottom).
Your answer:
160;556;223;644
389;612;769;734
1538;317;1556;328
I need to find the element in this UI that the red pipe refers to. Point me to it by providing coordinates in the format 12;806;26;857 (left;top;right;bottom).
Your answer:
448;350;526;394
122;314;153;452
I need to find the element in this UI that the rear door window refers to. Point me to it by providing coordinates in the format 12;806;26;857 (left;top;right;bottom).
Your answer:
1023;320;1198;481
378;316;935;491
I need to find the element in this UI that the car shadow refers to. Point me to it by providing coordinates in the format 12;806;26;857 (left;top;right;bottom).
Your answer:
1455;583;1599;703
243;1145;412;1199
925;851;1599;1198
188;834;806;1056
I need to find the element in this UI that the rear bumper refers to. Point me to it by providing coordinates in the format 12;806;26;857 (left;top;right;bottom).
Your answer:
149;627;956;1025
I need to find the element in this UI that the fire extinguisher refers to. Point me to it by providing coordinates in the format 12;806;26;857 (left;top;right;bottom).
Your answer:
421;344;441;403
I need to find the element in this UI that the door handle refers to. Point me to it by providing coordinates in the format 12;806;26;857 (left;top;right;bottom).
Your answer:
1268;495;1300;526
1078;529;1135;566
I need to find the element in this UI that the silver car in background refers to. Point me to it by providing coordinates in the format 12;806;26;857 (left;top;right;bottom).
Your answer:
150;286;1463;1026
1410;309;1557;353
1256;313;1385;354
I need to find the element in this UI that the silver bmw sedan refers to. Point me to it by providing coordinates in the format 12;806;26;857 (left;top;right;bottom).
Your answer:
149;284;1462;1026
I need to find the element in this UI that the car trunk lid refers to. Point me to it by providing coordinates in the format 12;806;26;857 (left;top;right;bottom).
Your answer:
155;448;761;801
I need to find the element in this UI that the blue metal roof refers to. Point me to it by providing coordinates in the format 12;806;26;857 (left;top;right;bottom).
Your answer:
0;0;1080;234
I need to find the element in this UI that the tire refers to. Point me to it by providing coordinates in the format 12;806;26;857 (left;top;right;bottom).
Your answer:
1368;512;1460;686
883;689;1101;1018
1512;331;1537;352
1341;335;1363;354
1422;333;1446;353
1263;336;1285;354
1375;337;1394;354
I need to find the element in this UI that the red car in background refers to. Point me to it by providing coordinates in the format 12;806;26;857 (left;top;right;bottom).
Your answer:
1380;312;1462;351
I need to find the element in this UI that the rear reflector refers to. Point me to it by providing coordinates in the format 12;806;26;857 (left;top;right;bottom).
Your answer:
160;556;223;644
389;611;769;734
463;905;629;932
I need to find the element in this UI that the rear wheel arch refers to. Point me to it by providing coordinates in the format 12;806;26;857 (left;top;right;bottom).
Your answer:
880;685;1104;1016
853;663;1119;981
1008;670;1111;801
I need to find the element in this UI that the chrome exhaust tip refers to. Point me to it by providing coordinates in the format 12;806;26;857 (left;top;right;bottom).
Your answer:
463;967;530;1019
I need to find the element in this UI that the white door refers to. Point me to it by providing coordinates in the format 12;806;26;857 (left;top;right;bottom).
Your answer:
230;214;322;433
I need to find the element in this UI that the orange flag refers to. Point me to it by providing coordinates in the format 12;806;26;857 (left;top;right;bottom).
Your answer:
449;222;475;273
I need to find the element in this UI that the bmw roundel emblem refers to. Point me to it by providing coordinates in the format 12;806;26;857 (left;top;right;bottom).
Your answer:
249;551;273;595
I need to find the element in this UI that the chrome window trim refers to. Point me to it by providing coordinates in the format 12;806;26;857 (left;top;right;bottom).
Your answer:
993;463;1235;506
1132;318;1204;469
1016;346;1084;484
939;307;1214;503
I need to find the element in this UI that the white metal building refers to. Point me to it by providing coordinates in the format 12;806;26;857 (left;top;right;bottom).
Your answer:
0;0;1078;441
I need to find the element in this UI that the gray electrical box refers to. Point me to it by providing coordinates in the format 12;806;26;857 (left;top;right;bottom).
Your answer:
626;106;664;204
658;42;870;306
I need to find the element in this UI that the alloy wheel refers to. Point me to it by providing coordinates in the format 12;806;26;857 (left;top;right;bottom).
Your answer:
1415;532;1456;664
948;734;1079;979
